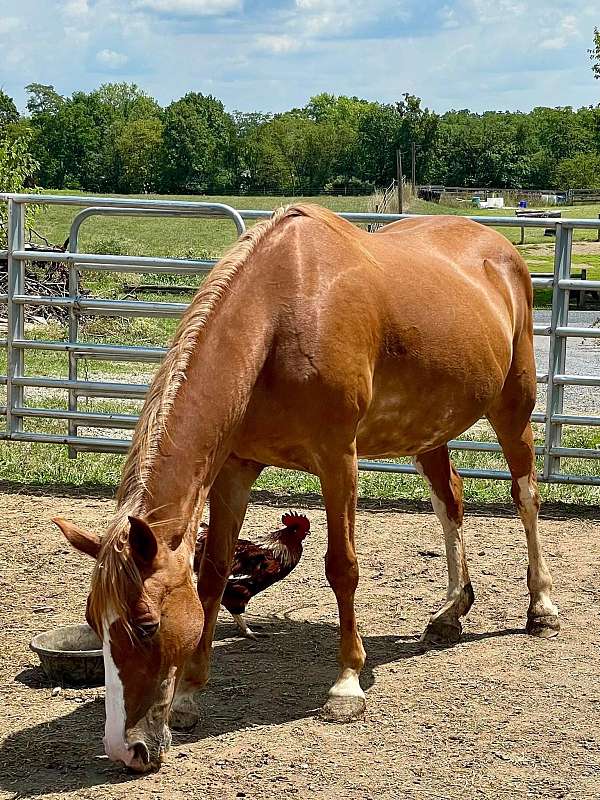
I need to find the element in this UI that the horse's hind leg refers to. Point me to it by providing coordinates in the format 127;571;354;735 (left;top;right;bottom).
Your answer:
486;353;559;638
415;446;474;646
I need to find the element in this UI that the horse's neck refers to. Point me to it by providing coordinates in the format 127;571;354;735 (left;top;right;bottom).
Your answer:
142;275;273;536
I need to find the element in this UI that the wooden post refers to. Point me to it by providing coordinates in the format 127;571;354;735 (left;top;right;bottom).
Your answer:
411;142;416;191
396;148;403;214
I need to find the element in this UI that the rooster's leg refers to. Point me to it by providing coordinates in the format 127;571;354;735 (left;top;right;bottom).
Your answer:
232;612;259;640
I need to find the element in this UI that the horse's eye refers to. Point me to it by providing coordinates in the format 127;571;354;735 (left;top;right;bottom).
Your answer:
134;620;159;639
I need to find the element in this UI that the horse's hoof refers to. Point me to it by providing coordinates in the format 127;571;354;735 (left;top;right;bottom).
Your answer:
526;614;560;639
421;619;462;648
320;695;366;723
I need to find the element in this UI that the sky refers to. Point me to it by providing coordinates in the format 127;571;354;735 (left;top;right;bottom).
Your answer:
0;0;598;115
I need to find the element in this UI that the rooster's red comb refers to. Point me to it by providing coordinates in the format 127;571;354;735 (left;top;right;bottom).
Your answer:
281;512;310;534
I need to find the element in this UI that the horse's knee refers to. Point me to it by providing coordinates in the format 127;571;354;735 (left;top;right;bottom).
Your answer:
511;474;540;516
325;551;359;594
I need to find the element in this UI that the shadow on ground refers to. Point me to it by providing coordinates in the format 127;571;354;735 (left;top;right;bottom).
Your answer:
1;481;598;522
0;615;521;797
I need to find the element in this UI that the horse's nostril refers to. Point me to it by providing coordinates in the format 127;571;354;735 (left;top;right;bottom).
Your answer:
131;741;150;766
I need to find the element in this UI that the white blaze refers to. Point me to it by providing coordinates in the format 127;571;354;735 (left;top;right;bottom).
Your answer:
102;618;134;766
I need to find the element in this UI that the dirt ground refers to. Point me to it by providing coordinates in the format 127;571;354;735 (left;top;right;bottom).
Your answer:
2;488;600;800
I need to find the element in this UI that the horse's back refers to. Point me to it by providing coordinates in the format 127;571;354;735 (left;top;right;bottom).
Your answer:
237;209;535;464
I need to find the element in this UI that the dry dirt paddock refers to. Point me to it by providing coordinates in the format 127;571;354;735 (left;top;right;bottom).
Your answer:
1;487;600;800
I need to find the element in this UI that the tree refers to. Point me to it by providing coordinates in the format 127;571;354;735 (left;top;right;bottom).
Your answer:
0;89;19;134
356;103;403;185
394;94;439;183
0;129;40;247
25;83;64;116
161;93;237;192
91;83;163;192
590;28;600;79
92;82;161;122
115;117;164;192
555;153;600;188
241;121;293;191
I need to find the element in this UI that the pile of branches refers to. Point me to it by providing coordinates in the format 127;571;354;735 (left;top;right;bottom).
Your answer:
0;228;81;323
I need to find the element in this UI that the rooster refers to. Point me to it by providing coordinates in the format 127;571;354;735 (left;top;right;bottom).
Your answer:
194;512;310;639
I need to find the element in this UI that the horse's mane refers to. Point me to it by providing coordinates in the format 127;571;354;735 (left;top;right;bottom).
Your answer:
86;203;361;632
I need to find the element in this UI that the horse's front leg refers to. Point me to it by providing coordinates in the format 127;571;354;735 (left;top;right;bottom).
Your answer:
171;456;263;730
320;446;366;723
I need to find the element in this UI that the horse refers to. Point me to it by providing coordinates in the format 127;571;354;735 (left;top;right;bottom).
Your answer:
53;204;559;773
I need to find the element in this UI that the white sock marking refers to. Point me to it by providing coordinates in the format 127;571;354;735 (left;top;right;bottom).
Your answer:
328;669;365;700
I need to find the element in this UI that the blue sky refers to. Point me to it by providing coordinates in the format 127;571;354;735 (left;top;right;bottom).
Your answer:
0;0;598;114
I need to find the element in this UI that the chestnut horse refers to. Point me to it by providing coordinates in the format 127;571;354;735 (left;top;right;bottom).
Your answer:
54;204;558;772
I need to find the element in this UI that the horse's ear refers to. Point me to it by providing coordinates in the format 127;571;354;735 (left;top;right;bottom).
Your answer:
128;516;158;566
52;517;101;559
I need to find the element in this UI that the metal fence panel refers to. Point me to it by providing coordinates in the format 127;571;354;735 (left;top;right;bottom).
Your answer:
1;192;599;485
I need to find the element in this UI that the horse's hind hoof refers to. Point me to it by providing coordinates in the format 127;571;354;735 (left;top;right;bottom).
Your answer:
320;695;366;723
526;614;560;639
421;619;462;648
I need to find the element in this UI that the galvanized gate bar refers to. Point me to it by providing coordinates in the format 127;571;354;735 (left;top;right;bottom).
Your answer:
65;200;244;457
13;249;218;271
1;193;599;486
6;199;25;438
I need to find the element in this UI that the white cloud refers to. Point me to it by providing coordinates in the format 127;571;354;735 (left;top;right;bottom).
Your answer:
255;35;302;54
291;0;371;38
539;36;568;51
62;0;90;15
537;13;579;52
295;0;329;8
64;25;91;46
469;0;525;24
96;48;129;68
0;0;598;118
0;17;22;34
288;0;409;42
439;5;458;29
133;0;241;14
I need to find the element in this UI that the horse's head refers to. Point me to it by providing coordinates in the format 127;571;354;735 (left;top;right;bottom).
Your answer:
53;515;204;772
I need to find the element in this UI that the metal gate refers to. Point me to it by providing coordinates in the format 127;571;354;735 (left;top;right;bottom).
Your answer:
1;193;599;486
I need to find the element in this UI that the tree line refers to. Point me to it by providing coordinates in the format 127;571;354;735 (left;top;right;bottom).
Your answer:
0;78;599;196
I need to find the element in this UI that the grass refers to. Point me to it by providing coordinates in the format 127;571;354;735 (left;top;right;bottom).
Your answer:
2;189;598;503
36;190;370;259
0;427;597;504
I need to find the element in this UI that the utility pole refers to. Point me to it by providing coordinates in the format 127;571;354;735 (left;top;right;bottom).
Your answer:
411;142;416;191
396;148;403;214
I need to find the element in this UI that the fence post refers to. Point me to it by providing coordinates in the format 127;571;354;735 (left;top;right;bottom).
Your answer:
597;214;599;243
396;150;403;214
543;222;572;480
6;199;25;437
67;251;79;458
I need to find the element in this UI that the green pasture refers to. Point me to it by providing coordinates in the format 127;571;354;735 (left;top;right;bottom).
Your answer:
1;190;597;504
35;190;370;260
34;189;600;254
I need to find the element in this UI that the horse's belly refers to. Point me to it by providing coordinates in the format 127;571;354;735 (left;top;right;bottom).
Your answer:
356;361;505;457
356;405;475;457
